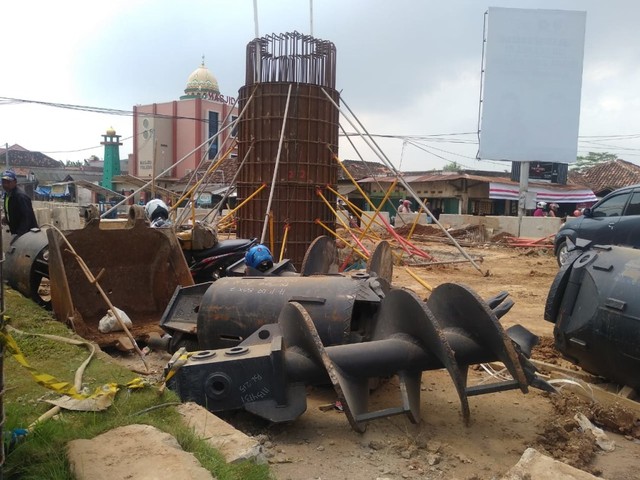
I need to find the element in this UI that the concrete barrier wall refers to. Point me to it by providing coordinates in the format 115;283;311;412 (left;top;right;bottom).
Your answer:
395;213;430;227
33;201;83;230
22;201;562;241
337;211;390;232
439;214;562;239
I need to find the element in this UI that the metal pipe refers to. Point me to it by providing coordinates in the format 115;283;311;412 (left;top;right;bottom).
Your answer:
323;90;483;273
260;83;293;244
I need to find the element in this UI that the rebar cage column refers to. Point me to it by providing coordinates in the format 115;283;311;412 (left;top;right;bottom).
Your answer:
237;32;340;268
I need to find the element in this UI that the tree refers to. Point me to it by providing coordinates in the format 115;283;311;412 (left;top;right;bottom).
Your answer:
65;160;82;167
442;161;463;172
571;152;617;172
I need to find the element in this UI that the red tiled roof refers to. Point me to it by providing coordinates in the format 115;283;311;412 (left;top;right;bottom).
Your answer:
338;160;393;180
580;159;640;195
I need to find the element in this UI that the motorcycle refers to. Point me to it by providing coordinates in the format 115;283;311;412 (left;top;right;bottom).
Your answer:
146;201;258;283
183;237;258;283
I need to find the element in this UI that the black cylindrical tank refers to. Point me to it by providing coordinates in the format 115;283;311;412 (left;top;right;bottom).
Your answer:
197;274;380;350
4;229;49;307
549;246;640;389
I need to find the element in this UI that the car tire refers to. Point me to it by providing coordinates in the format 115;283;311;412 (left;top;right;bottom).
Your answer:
556;240;569;267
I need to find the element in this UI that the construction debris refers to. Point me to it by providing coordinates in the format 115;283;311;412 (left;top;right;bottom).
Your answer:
500;448;605;480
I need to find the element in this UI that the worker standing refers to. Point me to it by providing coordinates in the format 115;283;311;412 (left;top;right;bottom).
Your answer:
533;202;547;217
1;170;38;243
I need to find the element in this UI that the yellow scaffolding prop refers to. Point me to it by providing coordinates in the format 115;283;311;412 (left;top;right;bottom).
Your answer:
279;224;290;262
218;183;267;226
331;150;437;287
316;189;371;257
404;266;434;292
170;144;236;226
315;219;368;260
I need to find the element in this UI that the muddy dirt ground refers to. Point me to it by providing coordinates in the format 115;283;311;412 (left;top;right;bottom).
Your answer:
112;237;640;480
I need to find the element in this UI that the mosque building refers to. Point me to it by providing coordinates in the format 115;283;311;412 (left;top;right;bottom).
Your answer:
131;59;239;184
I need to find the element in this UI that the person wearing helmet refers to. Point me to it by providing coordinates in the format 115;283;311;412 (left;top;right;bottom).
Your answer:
144;198;172;228
533;202;547;217
399;199;412;213
547;203;560;218
245;244;274;273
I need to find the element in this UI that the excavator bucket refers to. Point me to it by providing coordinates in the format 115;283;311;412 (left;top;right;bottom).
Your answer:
46;212;194;348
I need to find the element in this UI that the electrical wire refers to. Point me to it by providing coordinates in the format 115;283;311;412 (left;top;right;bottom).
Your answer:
0;96;218;124
5;95;640;164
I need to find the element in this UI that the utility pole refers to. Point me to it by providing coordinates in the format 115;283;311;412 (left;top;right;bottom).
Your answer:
5;143;8;169
151;130;156;199
518;161;529;237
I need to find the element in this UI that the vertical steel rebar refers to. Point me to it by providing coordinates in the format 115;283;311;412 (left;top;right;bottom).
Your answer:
245;32;336;88
238;32;339;267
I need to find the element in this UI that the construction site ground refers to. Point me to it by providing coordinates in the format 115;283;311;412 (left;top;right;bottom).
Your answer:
109;232;640;480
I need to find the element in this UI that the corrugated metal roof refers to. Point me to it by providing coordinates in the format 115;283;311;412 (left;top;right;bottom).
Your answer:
113;174;180;199
75;179;125;198
357;172;515;185
32;168;102;184
0;144;63;168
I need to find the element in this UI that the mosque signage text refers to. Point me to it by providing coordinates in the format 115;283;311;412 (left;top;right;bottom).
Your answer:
200;92;236;105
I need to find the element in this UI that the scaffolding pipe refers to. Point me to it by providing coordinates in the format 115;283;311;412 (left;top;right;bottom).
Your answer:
322;89;483;273
101;89;256;219
260;84;293;244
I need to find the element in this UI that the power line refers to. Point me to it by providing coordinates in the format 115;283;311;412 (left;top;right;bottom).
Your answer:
0;96;213;124
5;96;640;163
579;133;640;140
578;140;640;152
6;97;640;142
404;140;475;170
39;133;137;155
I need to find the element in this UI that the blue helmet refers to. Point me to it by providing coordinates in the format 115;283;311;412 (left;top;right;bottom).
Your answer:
245;245;274;272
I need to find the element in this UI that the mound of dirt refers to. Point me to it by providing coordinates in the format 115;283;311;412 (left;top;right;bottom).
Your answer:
591;404;640;438
532;336;563;364
538;372;640;440
490;231;516;243
535;417;600;473
394;224;443;236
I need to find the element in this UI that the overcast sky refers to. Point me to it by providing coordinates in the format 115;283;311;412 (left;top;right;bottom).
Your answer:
2;0;640;173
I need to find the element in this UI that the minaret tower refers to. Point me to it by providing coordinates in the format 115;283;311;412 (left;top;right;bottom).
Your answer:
101;126;122;191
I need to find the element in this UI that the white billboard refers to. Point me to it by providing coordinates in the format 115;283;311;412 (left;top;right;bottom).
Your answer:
478;8;586;163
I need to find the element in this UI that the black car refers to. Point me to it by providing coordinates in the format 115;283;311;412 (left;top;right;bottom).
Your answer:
554;183;640;266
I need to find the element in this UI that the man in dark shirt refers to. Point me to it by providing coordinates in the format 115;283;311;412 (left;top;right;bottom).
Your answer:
2;170;38;240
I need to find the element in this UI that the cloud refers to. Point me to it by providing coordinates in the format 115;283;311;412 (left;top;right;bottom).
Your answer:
2;0;640;168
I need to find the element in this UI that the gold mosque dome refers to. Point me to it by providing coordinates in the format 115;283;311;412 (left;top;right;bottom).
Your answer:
106;126;116;136
185;57;220;95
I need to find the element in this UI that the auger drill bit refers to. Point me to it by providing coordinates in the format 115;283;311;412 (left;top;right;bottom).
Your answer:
171;282;552;432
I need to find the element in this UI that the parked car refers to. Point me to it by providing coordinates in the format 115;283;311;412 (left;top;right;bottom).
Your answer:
554;183;640;266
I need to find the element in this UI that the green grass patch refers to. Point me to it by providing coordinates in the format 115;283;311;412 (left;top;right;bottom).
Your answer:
2;288;272;480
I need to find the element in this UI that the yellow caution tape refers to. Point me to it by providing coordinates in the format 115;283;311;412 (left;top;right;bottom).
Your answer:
0;331;146;400
125;377;147;390
163;351;193;384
